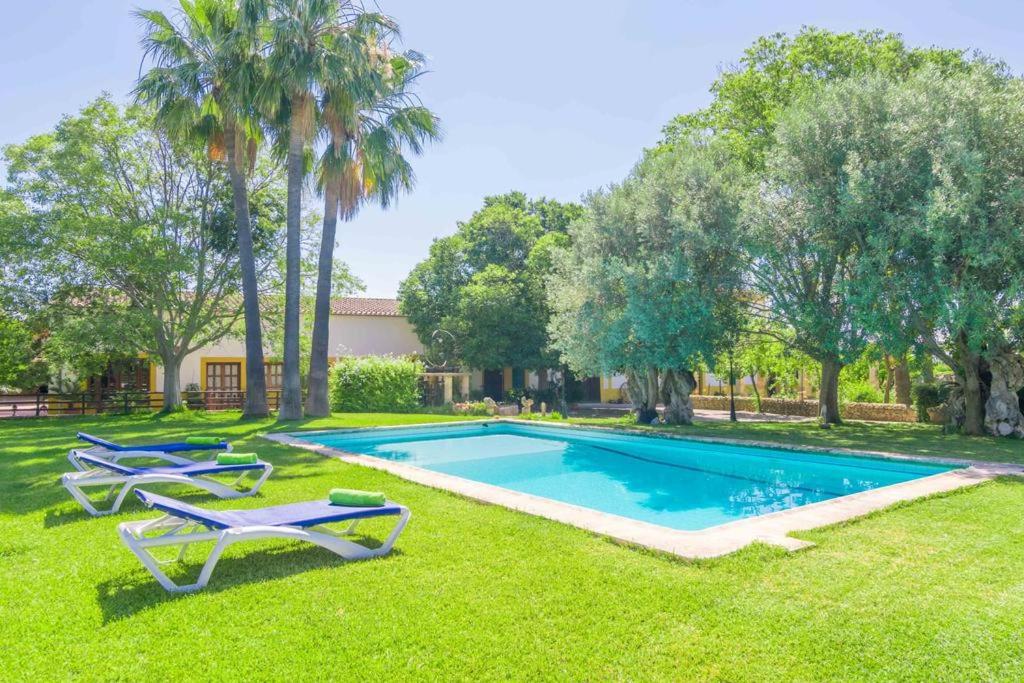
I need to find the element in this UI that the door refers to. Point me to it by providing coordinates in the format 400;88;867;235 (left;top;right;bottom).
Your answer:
581;376;601;403
482;369;504;401
205;362;242;409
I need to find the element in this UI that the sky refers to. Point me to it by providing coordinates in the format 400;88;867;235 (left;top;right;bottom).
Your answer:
2;0;1023;296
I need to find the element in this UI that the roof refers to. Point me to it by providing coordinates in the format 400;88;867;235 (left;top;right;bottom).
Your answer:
330;297;402;317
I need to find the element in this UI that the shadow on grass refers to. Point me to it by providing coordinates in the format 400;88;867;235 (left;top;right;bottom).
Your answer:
96;537;399;623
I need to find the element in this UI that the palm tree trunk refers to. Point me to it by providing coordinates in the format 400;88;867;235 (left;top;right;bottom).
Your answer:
305;183;340;417
224;120;269;418
278;121;305;420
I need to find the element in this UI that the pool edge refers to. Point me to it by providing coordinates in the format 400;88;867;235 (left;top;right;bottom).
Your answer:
265;421;1024;559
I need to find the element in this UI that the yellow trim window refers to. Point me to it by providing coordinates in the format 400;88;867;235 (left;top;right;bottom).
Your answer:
199;357;247;391
264;362;283;390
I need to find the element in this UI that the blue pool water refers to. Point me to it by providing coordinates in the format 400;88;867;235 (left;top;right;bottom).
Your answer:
299;422;957;531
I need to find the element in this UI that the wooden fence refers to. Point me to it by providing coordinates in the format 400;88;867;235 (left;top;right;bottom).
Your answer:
0;390;281;418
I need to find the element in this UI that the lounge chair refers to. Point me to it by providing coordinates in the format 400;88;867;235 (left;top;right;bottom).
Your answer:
61;452;273;516
118;490;411;592
71;432;231;467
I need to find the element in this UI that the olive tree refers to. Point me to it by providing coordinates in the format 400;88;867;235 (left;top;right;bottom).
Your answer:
549;140;746;424
743;74;934;423
853;65;1024;435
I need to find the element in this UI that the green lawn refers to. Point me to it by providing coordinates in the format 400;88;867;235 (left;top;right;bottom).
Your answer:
2;411;1024;680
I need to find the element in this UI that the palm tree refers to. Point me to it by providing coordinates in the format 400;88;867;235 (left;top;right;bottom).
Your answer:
134;0;272;417
304;46;441;416
256;0;388;420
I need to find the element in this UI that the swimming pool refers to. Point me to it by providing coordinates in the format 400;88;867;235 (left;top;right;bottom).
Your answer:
294;422;958;532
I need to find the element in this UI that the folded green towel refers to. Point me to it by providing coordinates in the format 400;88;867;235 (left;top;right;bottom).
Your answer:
329;488;386;507
186;436;224;446
216;452;258;465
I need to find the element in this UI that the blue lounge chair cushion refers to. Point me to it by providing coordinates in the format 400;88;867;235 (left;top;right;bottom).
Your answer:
134;490;404;530
76;453;265;477
77;432;228;453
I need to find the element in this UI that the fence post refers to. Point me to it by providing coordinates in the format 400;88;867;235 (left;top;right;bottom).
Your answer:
35;392;41;417
81;393;87;415
124;392;130;415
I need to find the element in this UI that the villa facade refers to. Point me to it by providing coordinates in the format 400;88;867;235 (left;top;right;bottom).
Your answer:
84;296;769;404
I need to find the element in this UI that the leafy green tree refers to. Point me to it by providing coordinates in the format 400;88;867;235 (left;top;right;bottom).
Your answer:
742;74;933;423
661;27;968;170
3;98;284;410
135;0;274;417
305;37;440;416
398;194;581;373
720;325;814;409
549;140;747;424
852;65;1024;435
0;315;33;388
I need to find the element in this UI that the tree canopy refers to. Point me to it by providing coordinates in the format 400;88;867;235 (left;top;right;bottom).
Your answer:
1;97;285;408
661;27;970;170
548;140;747;423
398;192;582;371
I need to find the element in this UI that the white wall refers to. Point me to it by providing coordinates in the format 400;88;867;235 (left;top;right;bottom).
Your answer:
327;315;423;357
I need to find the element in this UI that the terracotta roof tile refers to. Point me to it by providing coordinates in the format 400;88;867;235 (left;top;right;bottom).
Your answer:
330;297;402;317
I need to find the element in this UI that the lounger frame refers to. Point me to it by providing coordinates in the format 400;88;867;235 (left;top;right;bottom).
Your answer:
62;451;273;516
118;506;411;592
73;432;232;457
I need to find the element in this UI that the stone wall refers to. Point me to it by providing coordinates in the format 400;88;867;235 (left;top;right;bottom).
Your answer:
690;395;921;423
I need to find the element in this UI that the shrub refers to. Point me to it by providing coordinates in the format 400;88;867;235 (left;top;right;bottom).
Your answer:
841;380;884;404
504;388;526;404
329;355;423;413
184;383;205;410
453;401;492;416
912;382;950;423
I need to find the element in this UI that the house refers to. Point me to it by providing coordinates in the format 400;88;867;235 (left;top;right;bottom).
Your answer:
89;296;753;406
85;298;424;398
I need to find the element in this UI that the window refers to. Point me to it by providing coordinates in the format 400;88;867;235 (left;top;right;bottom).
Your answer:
205;362;241;392
88;359;150;393
265;362;283;390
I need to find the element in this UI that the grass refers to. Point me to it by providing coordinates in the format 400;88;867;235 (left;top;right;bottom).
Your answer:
2;411;1023;680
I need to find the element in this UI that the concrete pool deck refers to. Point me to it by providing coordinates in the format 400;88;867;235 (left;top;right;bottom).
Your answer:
265;419;1024;559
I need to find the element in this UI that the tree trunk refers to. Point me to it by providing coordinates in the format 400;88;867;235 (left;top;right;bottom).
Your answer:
920;355;935;384
893;357;912;407
305;183;340;417
957;335;985;436
882;355;894;404
819;357;842;424
278;121;306;420
635;366;659;423
661;369;696;425
224;120;269;418
749;372;762;412
558;364;570;416
161;355;182;412
983;350;1024;437
868;363;879;390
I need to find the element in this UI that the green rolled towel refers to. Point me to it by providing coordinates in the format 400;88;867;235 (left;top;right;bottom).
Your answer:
216;452;258;465
186;436;224;446
329;488;386;507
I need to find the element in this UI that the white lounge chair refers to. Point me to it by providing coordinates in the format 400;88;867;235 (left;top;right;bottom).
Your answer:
118;490;411;592
61;452;273;516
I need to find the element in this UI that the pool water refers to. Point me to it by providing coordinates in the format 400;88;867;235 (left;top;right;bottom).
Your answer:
300;422;957;531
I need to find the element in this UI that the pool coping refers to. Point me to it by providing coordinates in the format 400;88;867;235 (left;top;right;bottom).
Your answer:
265;419;1024;559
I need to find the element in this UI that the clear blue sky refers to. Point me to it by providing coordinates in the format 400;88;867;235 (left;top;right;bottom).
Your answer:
2;1;1022;296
